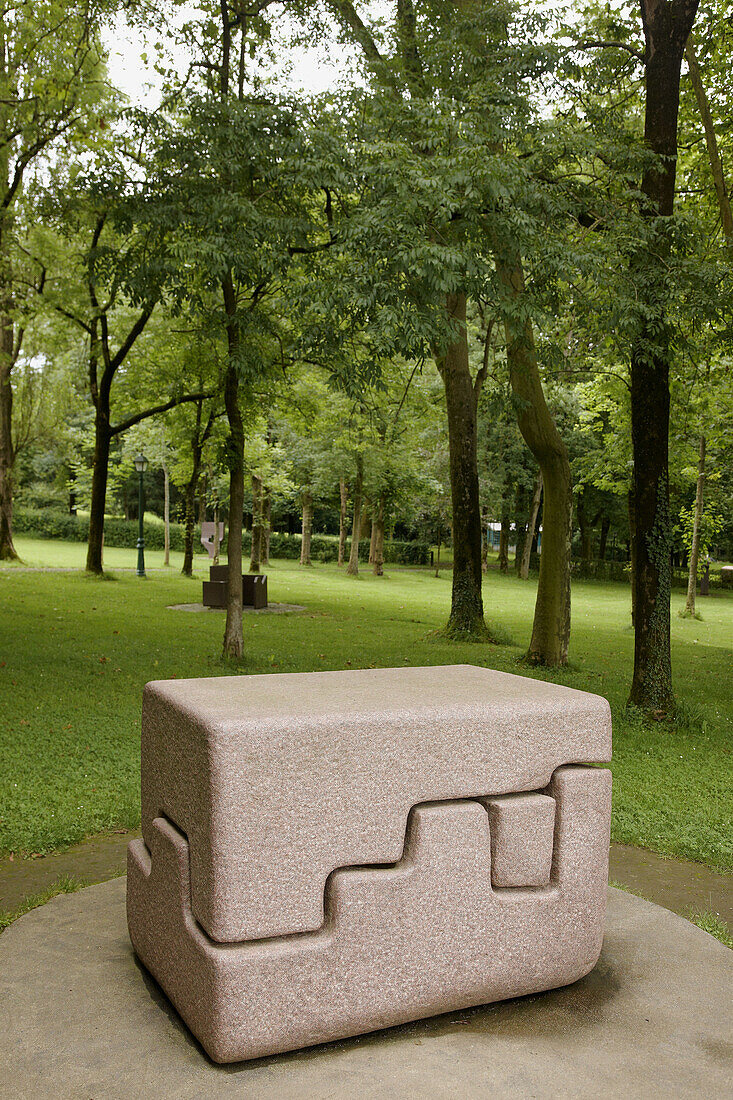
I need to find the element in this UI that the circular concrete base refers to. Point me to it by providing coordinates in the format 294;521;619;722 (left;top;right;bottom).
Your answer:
1;882;730;1099
167;602;306;613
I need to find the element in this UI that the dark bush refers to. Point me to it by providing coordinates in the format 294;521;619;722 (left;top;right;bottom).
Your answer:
14;508;189;552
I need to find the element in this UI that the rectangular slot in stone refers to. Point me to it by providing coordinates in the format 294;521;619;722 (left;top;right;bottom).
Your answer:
485;792;556;888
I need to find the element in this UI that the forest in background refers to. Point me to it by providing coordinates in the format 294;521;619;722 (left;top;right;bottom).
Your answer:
0;0;731;710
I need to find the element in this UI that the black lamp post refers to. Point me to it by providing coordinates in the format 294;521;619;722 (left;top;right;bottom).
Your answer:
134;452;149;577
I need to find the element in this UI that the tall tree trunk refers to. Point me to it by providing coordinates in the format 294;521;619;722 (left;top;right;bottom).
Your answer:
198;474;207;525
213;498;221;566
182;463;202;578
513;486;527;573
250;474;262;573
372;495;385;576
0;308;16;560
481;505;489;572
598;514;610;562
498;480;511;574
497;257;572;664
369;510;377;564
262;488;271;566
685;41;733;251
684;434;705;616
360;502;371;540
300;489;313;566
0;183;17;560
338;477;348;566
86;404;111;575
163;464;170;567
347;454;363;576
628;488;637;625
577;489;593;562
222;291;244;659
520;471;542;581
435;292;487;637
629;0;699;712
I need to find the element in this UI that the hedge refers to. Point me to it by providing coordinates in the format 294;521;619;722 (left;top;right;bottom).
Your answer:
527;552;723;589
14;508;189;552
246;531;430;566
13;509;431;566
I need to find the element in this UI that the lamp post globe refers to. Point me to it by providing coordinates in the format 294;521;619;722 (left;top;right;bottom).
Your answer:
135;453;149;577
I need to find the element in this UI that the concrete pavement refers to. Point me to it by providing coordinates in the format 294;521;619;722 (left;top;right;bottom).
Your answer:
1;880;731;1098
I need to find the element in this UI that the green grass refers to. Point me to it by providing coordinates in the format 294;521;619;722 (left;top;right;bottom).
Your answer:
687;910;733;949
0;874;84;933
1;538;731;870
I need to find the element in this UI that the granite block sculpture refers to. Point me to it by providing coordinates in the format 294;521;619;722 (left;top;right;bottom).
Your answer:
127;664;612;1063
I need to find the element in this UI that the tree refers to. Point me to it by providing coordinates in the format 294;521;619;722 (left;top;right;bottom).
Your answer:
0;1;120;558
40;204;209;573
322;1;582;656
144;1;345;657
627;0;700;712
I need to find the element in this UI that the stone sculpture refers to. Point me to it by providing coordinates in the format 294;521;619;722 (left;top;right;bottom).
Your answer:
128;664;612;1063
199;521;225;559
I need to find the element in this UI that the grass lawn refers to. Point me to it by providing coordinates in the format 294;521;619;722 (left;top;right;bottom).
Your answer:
1;537;731;871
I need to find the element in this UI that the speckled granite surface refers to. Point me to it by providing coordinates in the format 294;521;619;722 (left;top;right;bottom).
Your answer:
140;664;611;942
129;665;612;1063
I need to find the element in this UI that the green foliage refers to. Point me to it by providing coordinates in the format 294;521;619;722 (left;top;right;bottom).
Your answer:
13;508;189;553
1;550;731;871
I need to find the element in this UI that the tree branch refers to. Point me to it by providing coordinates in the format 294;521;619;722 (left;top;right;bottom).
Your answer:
572;39;646;64
111;391;215;437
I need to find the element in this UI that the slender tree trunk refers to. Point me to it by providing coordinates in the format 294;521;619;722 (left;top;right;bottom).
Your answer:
182;468;199;576
497;257;572;664
182;463;202;578
684;435;706;616
338;477;348;566
222;295;244;659
498;481;511;574
163;464;170;566
598;515;610;562
629;0;699;712
360;502;371;541
347;455;363;576
577;489;592;562
213;498;220;566
0;189;18;560
198;474;207;525
480;505;489;572
435;292;487;637
372;495;385;576
262;488;271;566
628;488;637;625
369;511;377;564
685;41;733;251
250;474;262;573
520;471;542;581
86;405;112;575
513;487;527;573
0;310;16;560
300;489;313;566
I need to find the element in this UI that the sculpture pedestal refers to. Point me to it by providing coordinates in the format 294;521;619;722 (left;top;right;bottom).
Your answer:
1;880;730;1097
